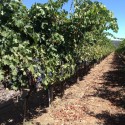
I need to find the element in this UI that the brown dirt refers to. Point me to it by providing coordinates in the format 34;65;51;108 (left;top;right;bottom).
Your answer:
1;53;125;125
33;53;125;125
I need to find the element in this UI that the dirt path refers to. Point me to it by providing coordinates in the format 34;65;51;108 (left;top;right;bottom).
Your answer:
33;53;125;125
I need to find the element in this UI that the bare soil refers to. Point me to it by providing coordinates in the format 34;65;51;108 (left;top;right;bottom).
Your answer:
33;53;125;125
1;53;125;125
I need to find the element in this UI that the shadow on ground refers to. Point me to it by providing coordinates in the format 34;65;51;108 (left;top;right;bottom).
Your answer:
0;60;97;125
94;53;125;125
0;89;48;125
96;111;125;125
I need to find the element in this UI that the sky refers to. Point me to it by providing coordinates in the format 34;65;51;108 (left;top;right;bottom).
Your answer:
22;0;125;39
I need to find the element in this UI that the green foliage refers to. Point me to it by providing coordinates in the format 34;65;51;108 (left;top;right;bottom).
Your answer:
116;39;125;54
0;0;118;89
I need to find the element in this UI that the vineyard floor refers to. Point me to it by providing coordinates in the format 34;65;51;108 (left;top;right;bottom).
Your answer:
1;53;125;125
33;53;125;125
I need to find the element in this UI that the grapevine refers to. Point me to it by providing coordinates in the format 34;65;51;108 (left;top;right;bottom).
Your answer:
0;0;118;102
